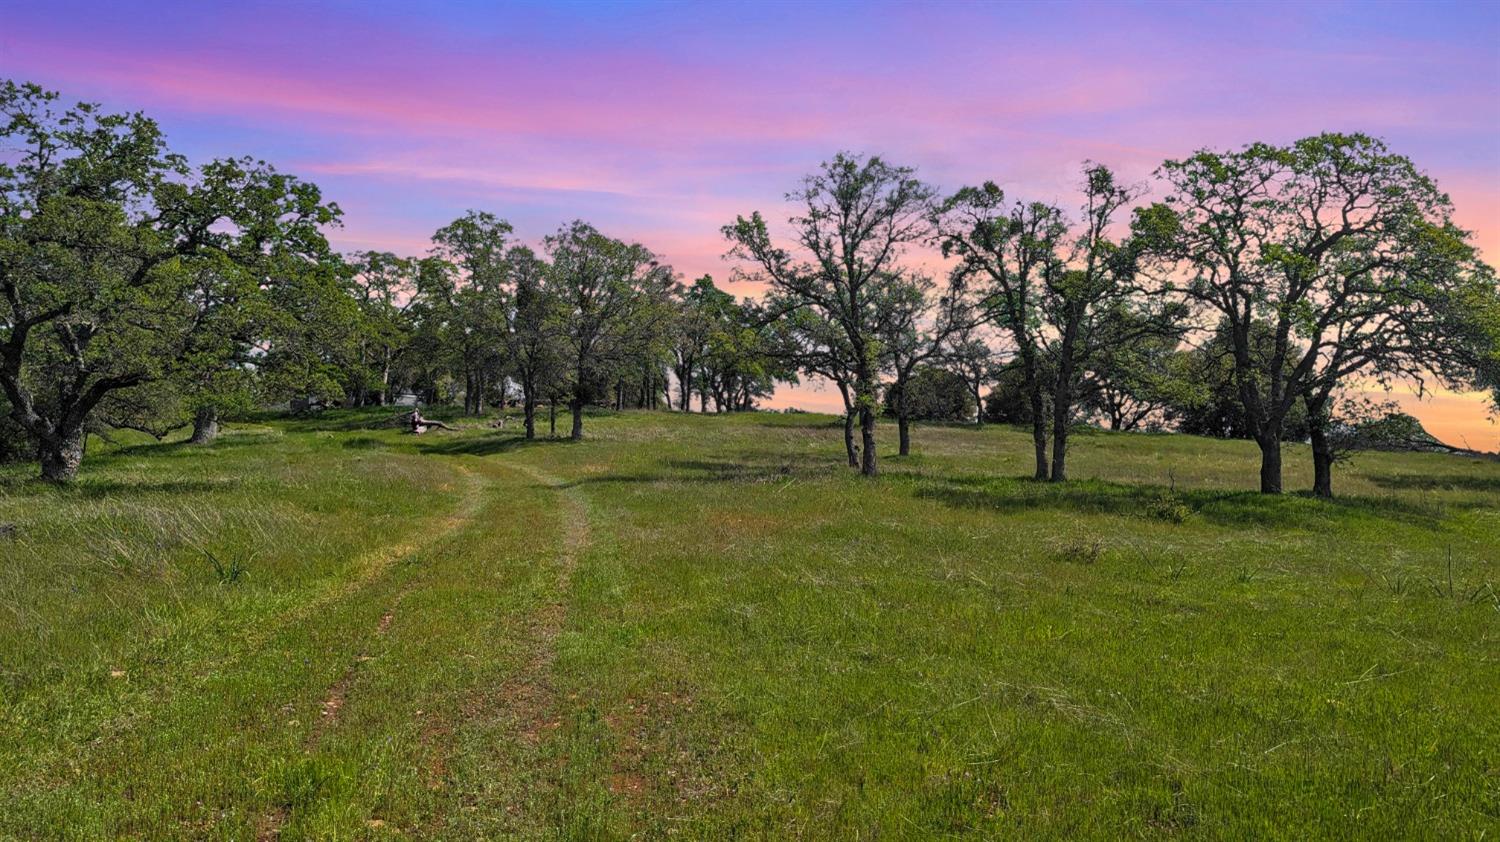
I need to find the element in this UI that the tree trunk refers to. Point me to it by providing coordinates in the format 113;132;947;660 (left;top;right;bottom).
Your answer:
1257;432;1284;494
973;385;984;427
843;412;859;468
39;427;85;483
1309;422;1333;498
570;398;585;440
836;381;859;468
1302;394;1334;498
1049;382;1072;483
892;377;912;457
190;405;220;445
549;400;557;437
1029;406;1048;481
523;392;537;440
859;404;878;477
1050;424;1069;482
1023;359;1048;480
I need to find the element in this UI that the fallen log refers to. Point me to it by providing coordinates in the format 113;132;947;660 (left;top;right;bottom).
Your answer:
401;410;457;434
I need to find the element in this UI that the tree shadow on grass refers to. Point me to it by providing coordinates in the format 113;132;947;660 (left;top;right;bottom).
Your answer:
553;455;839;488
754;417;844;430
414;432;568;457
1367;473;1500;494
104;433;278;459
0;476;240;498
341;436;393;450
267;407;481;434
667;457;833;482
915;474;1451;530
247;409;393;433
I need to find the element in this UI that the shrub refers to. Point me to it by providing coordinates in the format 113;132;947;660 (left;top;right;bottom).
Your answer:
1145;493;1193;524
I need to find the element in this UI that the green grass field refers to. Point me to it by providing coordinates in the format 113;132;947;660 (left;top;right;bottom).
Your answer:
2;409;1497;839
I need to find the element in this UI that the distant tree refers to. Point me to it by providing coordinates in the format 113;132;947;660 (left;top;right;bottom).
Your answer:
348;250;419;406
725;153;936;476
878;275;974;455
1314;396;1399;468
607;285;677;413
502;245;565;439
1141;133;1481;494
670;276;726;412
546;220;674;440
1164;321;1311;441
940;317;1003;426
1325;401;1477;456
542;367;572;439
429;211;512;415
983;365;1038;426
939;187;1066;479
394;257;457;405
884;366;974;422
768;300;863;466
1081;321;1188;432
700;298;782;412
0;81;339;480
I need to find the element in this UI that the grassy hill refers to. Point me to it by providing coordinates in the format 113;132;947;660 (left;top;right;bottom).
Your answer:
2;409;1497;839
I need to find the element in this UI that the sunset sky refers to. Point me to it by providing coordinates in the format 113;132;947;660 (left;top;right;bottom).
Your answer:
3;0;1497;446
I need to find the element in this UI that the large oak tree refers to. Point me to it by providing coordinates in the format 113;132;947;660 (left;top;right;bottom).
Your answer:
1140;133;1486;494
0;81;339;480
725;153;936;477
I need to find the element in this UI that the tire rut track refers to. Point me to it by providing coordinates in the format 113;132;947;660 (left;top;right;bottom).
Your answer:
264;459;588;839
488;463;589;742
256;462;488;840
301;475;487;748
14;464;488;827
413;461;591;836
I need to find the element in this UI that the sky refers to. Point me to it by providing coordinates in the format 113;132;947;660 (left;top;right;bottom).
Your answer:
3;0;1498;446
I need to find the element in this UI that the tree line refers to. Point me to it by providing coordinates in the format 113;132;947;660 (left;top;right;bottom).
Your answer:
4;81;1497;496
